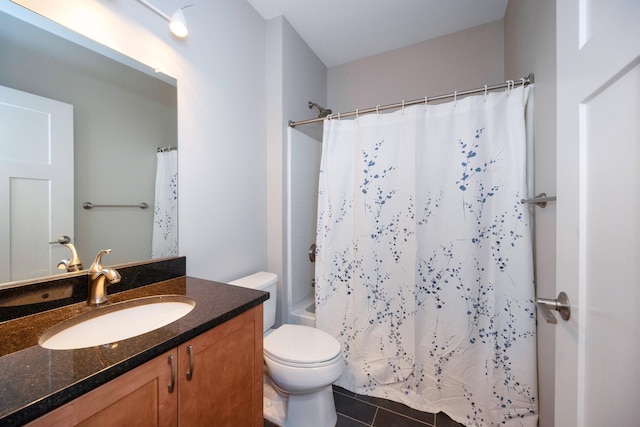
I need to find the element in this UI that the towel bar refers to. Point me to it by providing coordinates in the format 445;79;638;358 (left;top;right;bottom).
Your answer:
83;202;149;210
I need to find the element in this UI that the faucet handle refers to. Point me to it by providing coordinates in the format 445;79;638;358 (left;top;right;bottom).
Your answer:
49;235;71;245
96;249;112;257
90;249;112;271
51;236;83;272
87;249;120;306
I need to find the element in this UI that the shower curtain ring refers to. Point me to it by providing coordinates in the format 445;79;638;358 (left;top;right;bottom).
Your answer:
484;85;488;101
356;109;359;118
376;105;380;114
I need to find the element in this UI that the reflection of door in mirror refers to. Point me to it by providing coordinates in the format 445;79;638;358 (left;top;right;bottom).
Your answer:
0;85;73;282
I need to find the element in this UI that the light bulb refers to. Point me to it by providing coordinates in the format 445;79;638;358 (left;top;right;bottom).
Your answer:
169;9;188;38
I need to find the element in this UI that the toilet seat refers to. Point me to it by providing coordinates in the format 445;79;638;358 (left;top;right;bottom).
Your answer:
265;351;342;368
264;324;341;367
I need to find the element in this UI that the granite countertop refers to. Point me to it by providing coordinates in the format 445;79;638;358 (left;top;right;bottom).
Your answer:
0;275;268;426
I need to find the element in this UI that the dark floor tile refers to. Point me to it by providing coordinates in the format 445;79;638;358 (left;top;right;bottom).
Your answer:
333;384;357;397
334;389;377;424
336;414;372;427
373;408;432;427
355;393;435;425
435;411;465;427
265;388;465;427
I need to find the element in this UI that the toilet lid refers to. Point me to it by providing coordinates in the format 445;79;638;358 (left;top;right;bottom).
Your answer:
264;324;341;364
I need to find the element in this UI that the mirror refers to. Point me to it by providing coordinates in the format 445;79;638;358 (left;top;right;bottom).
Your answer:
0;8;178;287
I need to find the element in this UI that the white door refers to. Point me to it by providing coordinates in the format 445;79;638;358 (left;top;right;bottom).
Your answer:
555;0;640;425
0;85;74;282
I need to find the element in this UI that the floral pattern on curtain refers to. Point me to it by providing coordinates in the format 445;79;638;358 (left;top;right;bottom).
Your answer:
152;149;178;258
315;86;537;426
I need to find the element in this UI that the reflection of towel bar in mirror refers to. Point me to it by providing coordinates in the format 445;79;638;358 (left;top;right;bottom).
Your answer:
520;193;556;208
83;202;149;210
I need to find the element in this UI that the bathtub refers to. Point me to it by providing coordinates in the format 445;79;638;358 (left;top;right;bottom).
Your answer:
289;293;315;327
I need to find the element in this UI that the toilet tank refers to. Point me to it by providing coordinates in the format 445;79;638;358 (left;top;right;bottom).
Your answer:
228;272;277;333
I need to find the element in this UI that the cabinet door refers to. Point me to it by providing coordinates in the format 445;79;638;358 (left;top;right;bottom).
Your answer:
178;306;263;427
27;350;178;427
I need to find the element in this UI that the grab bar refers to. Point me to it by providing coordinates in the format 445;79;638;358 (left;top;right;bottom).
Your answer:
83;202;149;210
520;193;556;208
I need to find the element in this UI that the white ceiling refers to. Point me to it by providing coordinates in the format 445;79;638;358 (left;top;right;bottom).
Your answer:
246;0;509;67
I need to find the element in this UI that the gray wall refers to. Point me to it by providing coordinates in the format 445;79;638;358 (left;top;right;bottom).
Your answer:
266;16;327;326
328;20;504;112
504;1;557;426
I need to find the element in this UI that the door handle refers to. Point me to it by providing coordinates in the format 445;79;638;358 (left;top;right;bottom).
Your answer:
536;292;571;324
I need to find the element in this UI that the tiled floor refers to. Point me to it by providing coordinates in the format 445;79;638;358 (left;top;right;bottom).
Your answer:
264;385;465;427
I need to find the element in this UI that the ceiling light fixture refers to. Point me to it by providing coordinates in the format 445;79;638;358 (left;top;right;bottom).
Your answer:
136;0;193;39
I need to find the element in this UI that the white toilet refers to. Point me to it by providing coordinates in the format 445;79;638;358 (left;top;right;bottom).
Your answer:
229;272;344;427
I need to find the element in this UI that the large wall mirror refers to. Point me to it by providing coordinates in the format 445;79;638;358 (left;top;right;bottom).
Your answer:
0;7;178;287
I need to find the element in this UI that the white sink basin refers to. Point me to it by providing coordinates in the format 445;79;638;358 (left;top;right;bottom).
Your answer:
39;295;195;350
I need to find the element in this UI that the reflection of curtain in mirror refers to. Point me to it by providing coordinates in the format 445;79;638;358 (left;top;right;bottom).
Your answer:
152;149;178;258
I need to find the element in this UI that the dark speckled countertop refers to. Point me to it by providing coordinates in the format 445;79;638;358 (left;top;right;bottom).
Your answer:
0;272;268;426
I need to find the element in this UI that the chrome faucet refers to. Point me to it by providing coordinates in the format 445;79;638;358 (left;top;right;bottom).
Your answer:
50;236;83;272
88;249;121;306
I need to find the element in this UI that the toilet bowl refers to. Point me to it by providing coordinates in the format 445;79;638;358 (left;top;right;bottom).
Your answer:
229;272;344;427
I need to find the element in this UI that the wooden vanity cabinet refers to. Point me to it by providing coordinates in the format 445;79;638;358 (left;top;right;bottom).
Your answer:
178;306;263;426
27;305;263;427
26;348;177;427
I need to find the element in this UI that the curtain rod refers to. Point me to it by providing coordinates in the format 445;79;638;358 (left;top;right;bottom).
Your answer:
289;73;534;128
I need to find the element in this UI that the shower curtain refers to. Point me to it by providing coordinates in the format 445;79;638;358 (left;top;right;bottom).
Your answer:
152;149;178;258
315;86;537;426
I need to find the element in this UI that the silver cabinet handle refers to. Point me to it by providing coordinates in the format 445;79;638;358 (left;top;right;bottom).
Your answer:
536;292;571;324
186;345;194;381
168;354;176;393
